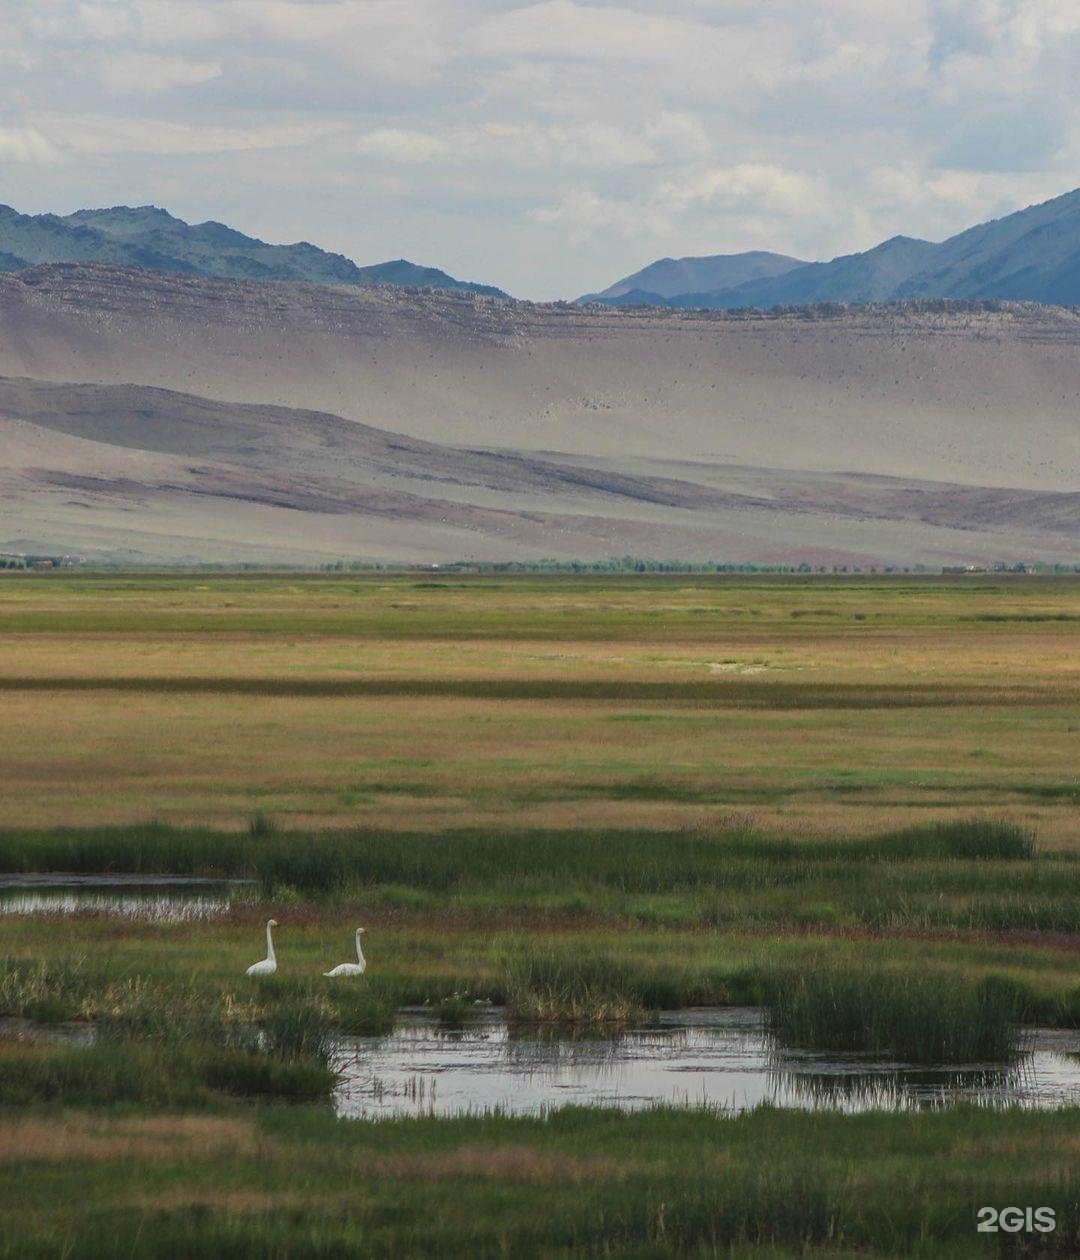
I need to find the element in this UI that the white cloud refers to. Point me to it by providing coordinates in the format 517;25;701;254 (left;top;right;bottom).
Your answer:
356;128;449;164
530;162;835;253
867;161;1072;227
356;119;656;170
469;1;719;63
660;164;832;219
97;51;222;96
0;122;58;164
530;186;675;241
32;112;348;159
642;112;712;162
0;0;1078;297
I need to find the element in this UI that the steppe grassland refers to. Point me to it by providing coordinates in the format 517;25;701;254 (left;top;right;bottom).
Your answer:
2;570;1079;1008
1;572;1079;840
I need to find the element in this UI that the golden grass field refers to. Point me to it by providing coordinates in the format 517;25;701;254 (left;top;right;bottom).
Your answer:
2;571;1078;843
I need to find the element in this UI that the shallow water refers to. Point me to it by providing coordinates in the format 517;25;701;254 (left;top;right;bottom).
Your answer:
0;874;252;921
331;1009;1080;1119
0;1016;96;1046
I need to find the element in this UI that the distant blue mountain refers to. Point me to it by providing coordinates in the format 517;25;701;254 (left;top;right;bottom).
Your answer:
583;189;1080;310
579;250;804;304
0;204;509;297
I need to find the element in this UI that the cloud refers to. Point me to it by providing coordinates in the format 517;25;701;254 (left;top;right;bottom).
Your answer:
867;161;1072;225
32;112;348;159
530;187;674;241
1;0;1078;297
96;51;223;96
356;128;450;164
468;1;725;64
530;162;836;254
661;164;832;219
356;119;656;169
0;121;58;164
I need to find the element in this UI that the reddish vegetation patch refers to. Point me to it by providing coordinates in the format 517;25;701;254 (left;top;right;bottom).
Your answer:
0;1114;259;1164
378;1145;641;1184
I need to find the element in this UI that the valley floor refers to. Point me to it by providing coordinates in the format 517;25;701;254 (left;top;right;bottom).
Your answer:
0;572;1078;1256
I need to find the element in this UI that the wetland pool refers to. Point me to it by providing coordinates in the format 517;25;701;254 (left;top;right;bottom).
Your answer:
4;879;1078;1120
0;874;253;920
331;1009;1080;1119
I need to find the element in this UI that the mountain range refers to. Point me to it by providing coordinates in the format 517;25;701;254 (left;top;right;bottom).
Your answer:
578;251;806;305
0;204;508;297
1;187;1079;567
4;189;1080;312
583;188;1080;309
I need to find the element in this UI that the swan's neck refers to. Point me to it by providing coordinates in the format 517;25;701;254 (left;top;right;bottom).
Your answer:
355;932;365;966
265;922;276;963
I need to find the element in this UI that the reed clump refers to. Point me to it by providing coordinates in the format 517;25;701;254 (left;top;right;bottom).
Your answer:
430;992;480;1029
0;958;91;1022
504;945;648;1027
874;818;1036;861
0;1040;337;1106
0;1043;186;1107
192;1046;334;1100
0;817;1040;902
766;967;1025;1063
0;955;393;1043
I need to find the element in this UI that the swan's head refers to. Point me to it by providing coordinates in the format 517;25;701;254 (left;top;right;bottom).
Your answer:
357;926;366;934
268;918;279;927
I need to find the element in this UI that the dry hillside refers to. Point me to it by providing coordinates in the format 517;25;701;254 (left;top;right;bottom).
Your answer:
1;263;1077;565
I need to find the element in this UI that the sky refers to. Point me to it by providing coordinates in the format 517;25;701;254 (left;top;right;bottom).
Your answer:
2;1;1079;299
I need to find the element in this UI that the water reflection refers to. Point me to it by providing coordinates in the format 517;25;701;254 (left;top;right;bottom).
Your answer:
0;1016;96;1047
0;874;252;921
331;1010;1080;1120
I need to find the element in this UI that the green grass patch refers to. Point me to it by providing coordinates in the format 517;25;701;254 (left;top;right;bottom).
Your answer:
0;1040;335;1107
0;1102;1078;1256
0;817;1041;890
0;674;1058;709
767;968;1025;1063
1;819;1071;940
504;944;653;1027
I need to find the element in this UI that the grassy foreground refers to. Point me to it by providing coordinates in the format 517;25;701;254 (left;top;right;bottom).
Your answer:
1;1103;1078;1258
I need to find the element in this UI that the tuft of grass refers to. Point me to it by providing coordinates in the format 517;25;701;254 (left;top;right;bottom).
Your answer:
431;992;479;1030
766;967;1025;1063
255;837;349;897
875;818;1036;861
247;813;277;839
257;999;336;1060
504;945;648;1027
192;1047;334;1100
0;958;92;1022
0;817;1040;896
0;1039;335;1108
0;1042;194;1107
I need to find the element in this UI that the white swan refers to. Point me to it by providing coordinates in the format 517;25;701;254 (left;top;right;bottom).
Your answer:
245;918;278;977
324;927;366;978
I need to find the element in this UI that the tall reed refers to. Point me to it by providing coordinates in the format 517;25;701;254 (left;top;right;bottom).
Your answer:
766;967;1025;1063
504;944;649;1026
